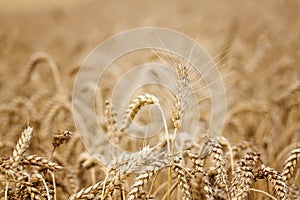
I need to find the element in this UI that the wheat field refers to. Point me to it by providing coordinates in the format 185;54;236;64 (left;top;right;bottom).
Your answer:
0;0;300;199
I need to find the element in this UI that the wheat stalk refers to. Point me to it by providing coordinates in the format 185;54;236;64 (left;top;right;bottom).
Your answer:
19;52;63;93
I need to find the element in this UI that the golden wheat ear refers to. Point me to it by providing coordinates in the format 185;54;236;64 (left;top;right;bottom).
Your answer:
259;165;290;200
229;151;260;199
120;93;170;153
10;126;33;168
172;155;193;200
120;93;160;131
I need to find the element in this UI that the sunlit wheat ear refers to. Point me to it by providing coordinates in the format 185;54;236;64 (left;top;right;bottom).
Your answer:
68;181;103;200
102;147;166;199
148;51;192;131
108;146;162;174
10;126;33;168
68;170;129;199
22;155;63;171
121;93;160;131
19;52;63;93
281;145;300;182
259;165;290;200
120;93;170;152
229;151;260;200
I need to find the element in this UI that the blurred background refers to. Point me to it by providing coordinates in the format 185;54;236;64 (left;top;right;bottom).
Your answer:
1;0;299;98
0;1;300;199
1;0;300;140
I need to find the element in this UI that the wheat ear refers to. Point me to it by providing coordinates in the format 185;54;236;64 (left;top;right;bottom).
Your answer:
120;94;170;153
172;156;193;200
210;137;228;193
120;93;160;131
104;99;120;144
281;145;300;181
229;151;260;200
10;126;33;168
22;155;63;171
259;165;290;200
127;160;168;200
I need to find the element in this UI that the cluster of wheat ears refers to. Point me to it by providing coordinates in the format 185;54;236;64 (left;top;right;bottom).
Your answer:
0;39;299;200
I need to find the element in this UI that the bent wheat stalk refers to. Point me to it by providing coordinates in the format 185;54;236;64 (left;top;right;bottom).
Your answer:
20;52;63;93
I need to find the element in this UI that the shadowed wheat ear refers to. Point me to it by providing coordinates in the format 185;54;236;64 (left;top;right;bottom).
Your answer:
281;145;300;182
210;137;229;195
52;130;73;149
68;173;128;200
171;156;193;200
51;130;73;158
229;151;260;200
